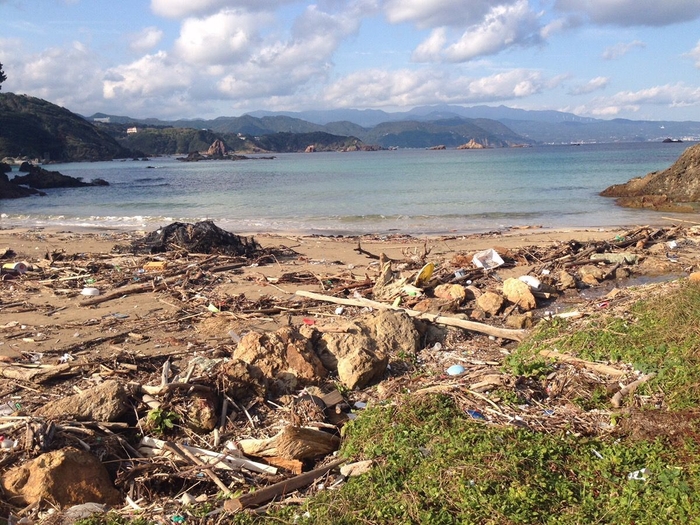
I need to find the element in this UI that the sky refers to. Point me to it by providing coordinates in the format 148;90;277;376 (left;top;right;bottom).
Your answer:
1;0;700;121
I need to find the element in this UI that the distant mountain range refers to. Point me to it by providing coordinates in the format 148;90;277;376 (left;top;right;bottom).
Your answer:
3;92;699;164
91;104;700;146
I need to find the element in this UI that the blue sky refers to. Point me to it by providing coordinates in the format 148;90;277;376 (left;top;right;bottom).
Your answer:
1;0;700;121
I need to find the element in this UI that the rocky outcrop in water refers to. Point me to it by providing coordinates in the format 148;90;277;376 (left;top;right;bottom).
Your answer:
601;143;700;211
11;164;108;190
457;139;486;149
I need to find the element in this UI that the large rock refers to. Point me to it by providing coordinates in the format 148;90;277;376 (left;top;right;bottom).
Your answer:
218;358;266;401
233;327;327;395
207;139;227;157
11;164;108;189
476;291;504;316
34;380;128;422
317;310;417;390
601;143;700;210
1;448;121;507
502;278;537;311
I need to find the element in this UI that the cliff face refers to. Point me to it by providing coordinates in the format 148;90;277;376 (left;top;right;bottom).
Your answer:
601;143;700;210
0;93;133;162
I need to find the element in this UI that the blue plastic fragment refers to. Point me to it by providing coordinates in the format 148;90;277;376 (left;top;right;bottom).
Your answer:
467;410;485;420
446;364;465;376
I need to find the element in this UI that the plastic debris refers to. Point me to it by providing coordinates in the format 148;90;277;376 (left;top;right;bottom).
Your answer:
518;275;542;290
446;364;465;376
81;287;100;296
628;468;647;481
472;249;504;270
467;410;485;420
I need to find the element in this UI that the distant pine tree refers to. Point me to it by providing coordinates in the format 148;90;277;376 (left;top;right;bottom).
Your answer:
0;63;6;90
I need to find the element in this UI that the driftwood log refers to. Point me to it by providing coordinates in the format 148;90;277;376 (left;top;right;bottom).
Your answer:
538;350;626;377
224;457;346;512
295;290;528;342
238;426;340;460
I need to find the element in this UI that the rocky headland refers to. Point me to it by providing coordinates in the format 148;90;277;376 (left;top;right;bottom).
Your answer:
601;143;700;211
0;162;108;200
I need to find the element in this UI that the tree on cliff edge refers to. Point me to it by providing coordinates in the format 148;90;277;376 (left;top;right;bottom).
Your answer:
0;63;6;90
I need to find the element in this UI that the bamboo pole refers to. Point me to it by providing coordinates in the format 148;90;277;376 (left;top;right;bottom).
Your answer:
295;290;528;342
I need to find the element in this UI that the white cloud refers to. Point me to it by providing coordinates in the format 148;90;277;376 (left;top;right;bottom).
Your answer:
173;10;265;65
685;40;700;68
384;0;512;29
441;0;542;62
554;0;700;27
129;26;164;53
213;2;369;102
4;41;104;108
151;0;296;19
569;76;608;95
103;51;193;99
411;28;448;62
410;0;542;63
602;40;645;60
576;83;700;116
323;67;547;108
539;15;582;38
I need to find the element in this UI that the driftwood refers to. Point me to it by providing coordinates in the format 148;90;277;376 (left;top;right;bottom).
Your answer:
238;426;340;460
611;373;656;408
0;363;75;383
224;457;346;512
538;350;626;377
295;290;528;342
80;280;168;307
139;436;277;475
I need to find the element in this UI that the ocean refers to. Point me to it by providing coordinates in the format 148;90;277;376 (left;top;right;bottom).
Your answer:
1;142;697;235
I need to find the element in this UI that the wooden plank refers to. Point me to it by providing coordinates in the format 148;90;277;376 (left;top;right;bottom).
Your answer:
224;458;346;512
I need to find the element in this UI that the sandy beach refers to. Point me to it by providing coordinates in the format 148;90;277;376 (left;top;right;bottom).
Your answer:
0;223;633;360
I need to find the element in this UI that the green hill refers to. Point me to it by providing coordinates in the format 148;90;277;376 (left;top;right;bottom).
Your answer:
0;93;133;161
363;118;528;148
106;125;248;156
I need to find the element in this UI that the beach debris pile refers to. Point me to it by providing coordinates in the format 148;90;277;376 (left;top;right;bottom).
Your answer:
1;221;699;522
114;220;261;257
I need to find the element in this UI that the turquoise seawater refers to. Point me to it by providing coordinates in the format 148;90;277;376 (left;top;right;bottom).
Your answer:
1;142;697;234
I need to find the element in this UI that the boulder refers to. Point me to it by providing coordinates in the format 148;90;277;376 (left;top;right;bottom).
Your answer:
1;448;121;507
476;291;504;316
601;143;700;210
233;327;327;395
502;278;537;311
578;265;607;285
317;310;417;390
218;358;266;401
434;283;467;303
556;270;577;290
34;380;128;422
457;139;486;150
185;392;218;433
11;164;108;189
207;139;227;157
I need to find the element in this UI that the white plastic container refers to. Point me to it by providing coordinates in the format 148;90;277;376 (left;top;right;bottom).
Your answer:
518;275;542;290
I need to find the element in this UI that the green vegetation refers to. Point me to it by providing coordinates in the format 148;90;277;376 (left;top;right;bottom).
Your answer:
111;126;240;156
146;408;179;435
508;280;700;409
0;93;132;161
251;131;361;153
223;280;700;524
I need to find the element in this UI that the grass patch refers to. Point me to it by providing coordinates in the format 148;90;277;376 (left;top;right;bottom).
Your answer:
508;281;700;409
231;395;700;524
